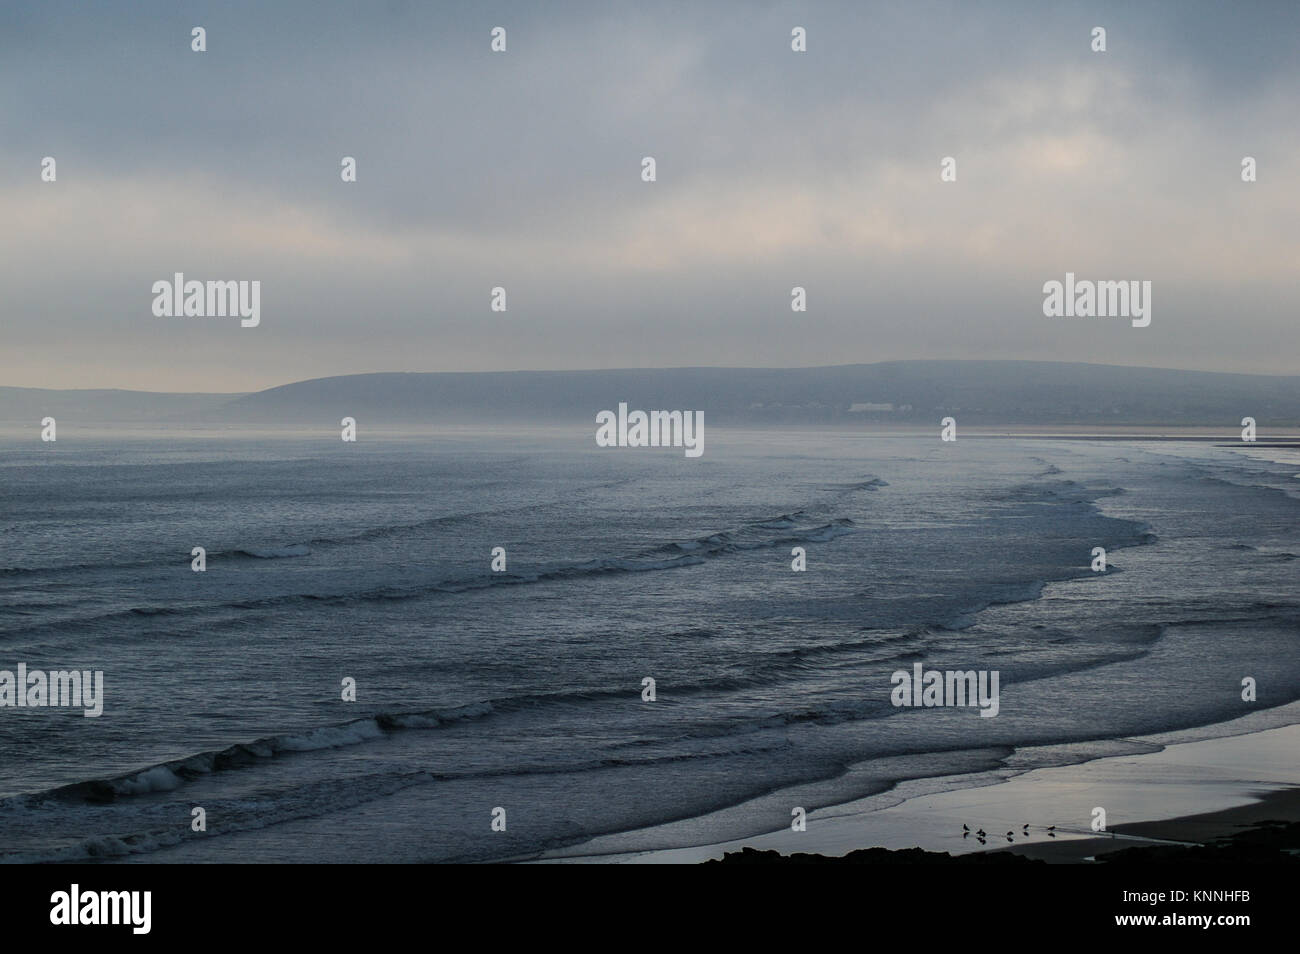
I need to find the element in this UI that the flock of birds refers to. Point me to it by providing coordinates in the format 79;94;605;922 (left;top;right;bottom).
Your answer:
962;823;1056;846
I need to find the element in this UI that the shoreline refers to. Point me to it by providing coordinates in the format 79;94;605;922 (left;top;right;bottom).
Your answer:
986;785;1300;863
538;702;1300;864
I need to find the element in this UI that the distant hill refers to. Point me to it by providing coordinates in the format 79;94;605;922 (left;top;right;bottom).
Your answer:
214;362;1300;426
4;362;1300;427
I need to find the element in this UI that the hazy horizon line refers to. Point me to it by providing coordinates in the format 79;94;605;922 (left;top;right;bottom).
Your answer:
9;357;1300;398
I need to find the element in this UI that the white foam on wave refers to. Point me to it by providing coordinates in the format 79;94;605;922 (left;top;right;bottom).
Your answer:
276;720;387;752
114;766;183;795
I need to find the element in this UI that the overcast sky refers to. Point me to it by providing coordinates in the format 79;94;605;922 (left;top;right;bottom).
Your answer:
2;0;1297;392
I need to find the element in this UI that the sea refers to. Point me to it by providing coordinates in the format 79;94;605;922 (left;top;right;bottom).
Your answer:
0;427;1297;862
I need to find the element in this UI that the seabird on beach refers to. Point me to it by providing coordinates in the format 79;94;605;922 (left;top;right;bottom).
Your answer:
963;824;969;831
1047;825;1055;831
976;829;986;837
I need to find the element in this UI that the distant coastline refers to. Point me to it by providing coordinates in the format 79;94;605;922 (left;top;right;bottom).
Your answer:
5;360;1300;429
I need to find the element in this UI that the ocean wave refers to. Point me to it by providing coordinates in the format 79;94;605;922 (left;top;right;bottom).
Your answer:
0;493;618;579
827;476;889;494
0;543;314;578
0;556;160;578
984;479;1129;506
1200;475;1300;501
9;637;967;814
228;545;312;560
4;701;498;810
0;733;807;864
651;514;856;559
1;511;859;631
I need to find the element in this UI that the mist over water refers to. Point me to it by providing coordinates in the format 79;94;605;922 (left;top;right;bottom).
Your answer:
1;429;1297;862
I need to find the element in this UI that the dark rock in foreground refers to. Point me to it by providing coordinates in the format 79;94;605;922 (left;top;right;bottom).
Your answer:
706;846;1045;865
1098;819;1300;864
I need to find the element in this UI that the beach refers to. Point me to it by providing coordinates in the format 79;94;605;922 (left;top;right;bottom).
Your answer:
540;702;1300;863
